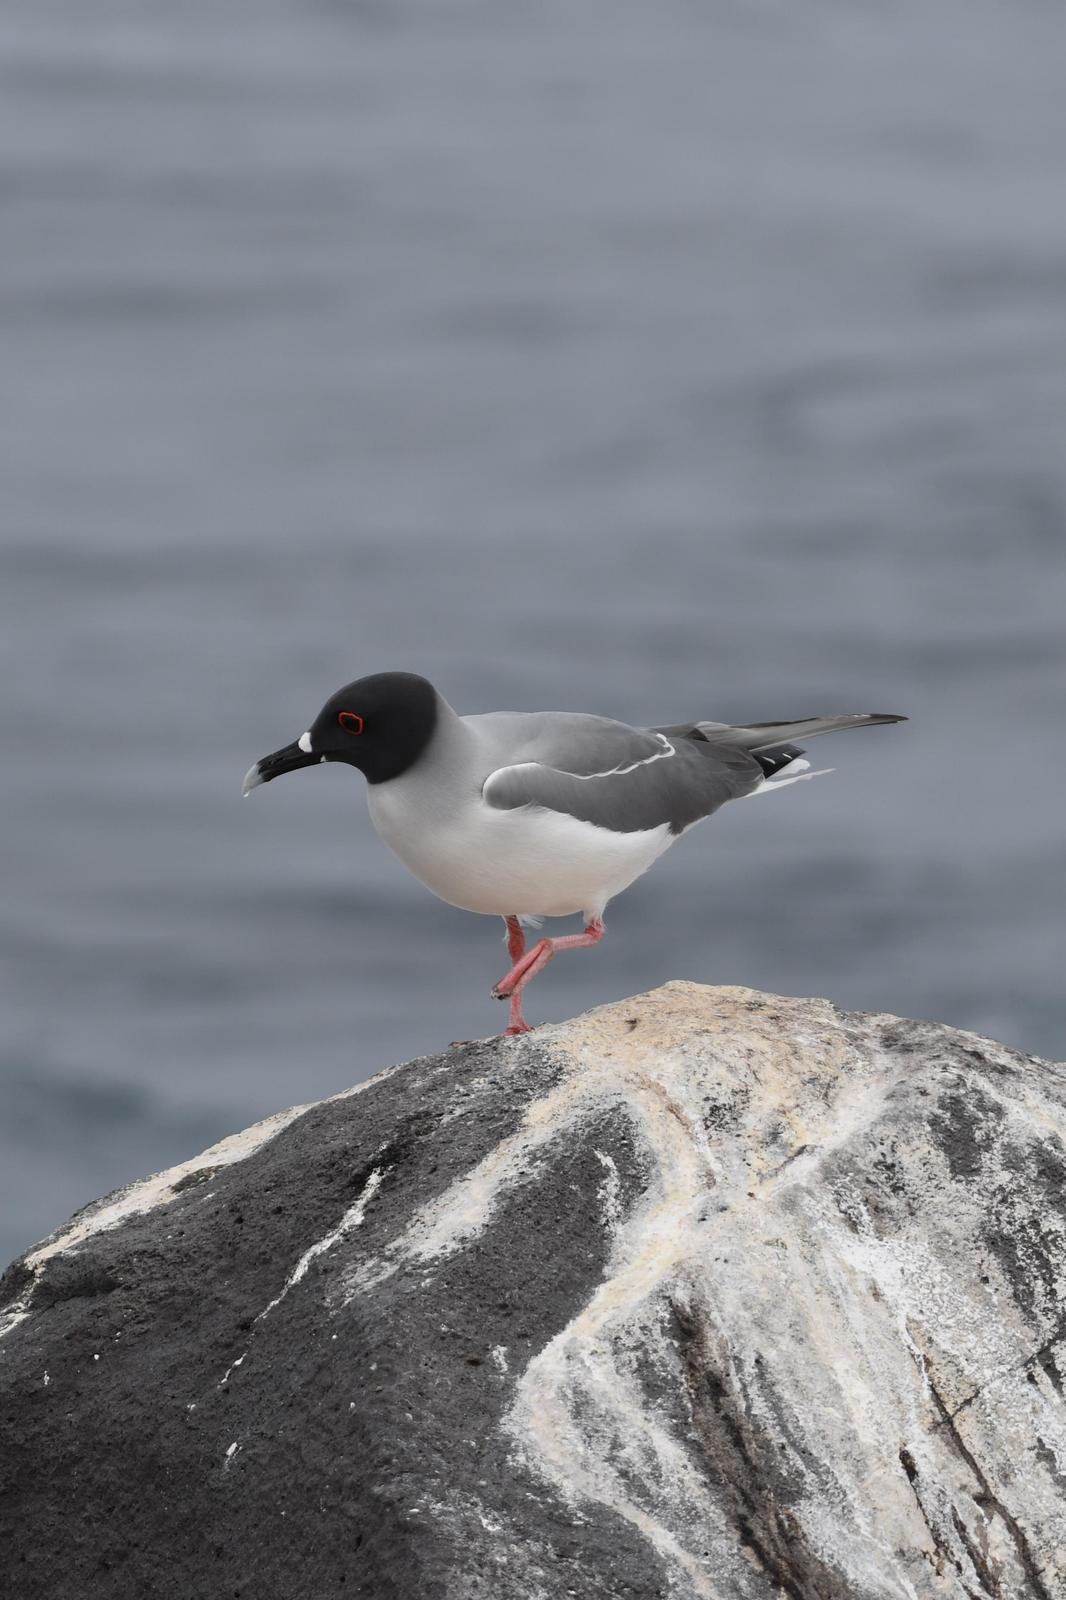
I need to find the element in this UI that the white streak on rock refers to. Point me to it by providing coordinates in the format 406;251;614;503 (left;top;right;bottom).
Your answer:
256;1167;384;1324
341;1085;583;1296
0;1292;33;1343
593;1150;622;1243
218;1351;247;1387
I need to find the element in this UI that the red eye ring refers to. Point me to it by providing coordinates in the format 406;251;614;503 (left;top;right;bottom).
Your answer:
338;711;364;736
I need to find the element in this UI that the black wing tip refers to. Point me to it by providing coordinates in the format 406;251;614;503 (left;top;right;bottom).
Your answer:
753;743;807;778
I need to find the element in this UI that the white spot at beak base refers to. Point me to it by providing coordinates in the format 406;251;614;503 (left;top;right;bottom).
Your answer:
297;731;313;754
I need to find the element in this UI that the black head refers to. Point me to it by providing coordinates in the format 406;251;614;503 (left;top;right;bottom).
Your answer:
243;672;439;793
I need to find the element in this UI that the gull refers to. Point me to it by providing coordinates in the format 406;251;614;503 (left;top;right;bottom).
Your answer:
244;672;905;1034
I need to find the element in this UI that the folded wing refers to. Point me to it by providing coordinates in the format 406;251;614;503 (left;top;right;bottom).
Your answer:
480;707;904;836
482;721;764;835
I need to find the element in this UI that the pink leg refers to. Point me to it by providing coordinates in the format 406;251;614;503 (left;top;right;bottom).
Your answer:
501;916;529;1035
494;918;605;1034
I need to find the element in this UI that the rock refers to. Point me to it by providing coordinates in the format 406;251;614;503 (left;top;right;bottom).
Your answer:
2;983;1065;1599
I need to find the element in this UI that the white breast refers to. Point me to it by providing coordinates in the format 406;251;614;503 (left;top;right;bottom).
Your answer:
367;781;673;921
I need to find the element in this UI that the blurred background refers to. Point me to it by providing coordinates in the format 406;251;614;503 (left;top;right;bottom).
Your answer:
3;0;1065;1266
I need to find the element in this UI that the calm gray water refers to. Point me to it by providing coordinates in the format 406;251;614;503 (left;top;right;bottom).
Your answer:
3;0;1065;1267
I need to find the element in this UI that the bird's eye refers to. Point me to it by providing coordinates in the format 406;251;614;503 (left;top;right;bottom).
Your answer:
337;711;364;736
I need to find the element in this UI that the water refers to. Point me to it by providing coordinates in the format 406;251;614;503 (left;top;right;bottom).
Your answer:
3;0;1065;1267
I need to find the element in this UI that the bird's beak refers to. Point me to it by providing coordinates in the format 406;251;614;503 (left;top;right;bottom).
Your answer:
242;739;320;796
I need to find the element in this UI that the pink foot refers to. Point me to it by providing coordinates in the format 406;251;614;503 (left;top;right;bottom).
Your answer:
492;918;605;1034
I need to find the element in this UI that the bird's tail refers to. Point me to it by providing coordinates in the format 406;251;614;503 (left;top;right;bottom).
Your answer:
703;712;907;752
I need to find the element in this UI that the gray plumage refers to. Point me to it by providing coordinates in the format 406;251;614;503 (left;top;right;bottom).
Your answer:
679;712;907;751
482;710;906;836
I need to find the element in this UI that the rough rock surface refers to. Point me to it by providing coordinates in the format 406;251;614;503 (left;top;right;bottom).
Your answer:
2;983;1066;1600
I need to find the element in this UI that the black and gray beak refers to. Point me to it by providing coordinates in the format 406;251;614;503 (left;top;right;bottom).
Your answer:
242;735;319;796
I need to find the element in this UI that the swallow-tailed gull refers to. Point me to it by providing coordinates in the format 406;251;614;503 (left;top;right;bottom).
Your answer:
244;672;905;1034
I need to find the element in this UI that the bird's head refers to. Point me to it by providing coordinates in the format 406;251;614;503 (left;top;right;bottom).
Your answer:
243;671;439;793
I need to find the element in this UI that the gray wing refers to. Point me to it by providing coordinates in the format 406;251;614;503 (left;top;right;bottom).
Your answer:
479;712;764;835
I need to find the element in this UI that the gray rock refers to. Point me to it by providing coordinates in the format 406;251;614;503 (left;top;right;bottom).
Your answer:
2;983;1065;1599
